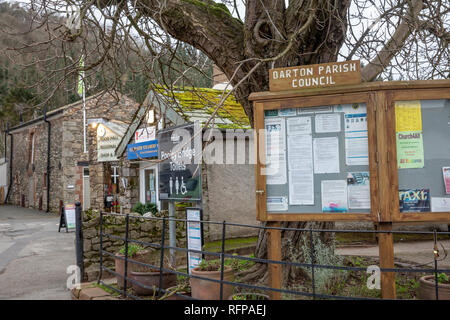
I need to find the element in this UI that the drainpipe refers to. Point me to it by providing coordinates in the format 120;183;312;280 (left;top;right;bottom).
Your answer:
44;107;51;212
5;123;13;203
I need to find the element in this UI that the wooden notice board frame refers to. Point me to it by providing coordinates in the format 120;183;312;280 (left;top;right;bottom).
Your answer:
250;80;450;223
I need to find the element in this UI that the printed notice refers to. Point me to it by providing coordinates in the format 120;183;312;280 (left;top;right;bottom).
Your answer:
265;117;287;184
395;100;422;132
431;197;450;212
399;189;430;212
396;131;424;169
347;172;370;209
313;137;340;174
297;106;333;115
321;180;348;213
344;113;369;166
288;134;313;171
287;117;312;135
315;113;341;133
280;108;297;117
267;196;288;211
443;167;450;194
289;171;314;205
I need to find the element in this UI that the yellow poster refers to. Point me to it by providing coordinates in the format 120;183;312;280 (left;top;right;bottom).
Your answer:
395;100;422;132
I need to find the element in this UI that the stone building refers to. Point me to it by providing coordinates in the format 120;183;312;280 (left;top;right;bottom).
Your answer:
114;87;258;241
5;91;139;213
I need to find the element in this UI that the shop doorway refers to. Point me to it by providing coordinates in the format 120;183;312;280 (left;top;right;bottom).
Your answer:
139;163;159;210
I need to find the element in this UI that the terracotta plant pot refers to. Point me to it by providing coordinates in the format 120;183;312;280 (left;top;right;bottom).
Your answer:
190;265;234;300
114;250;152;289
228;292;270;300
129;270;177;296
419;275;450;300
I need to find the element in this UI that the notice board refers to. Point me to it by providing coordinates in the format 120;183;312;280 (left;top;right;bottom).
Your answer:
251;80;450;222
263;103;372;218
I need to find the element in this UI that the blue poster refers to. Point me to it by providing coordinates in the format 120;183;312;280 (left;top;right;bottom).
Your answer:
399;189;430;212
127;140;158;160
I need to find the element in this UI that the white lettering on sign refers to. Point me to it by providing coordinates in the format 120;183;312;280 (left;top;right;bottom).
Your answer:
270;60;361;91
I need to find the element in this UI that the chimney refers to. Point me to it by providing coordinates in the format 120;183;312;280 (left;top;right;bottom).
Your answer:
212;65;232;90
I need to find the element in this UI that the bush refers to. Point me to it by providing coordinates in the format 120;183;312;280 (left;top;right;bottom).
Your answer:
132;202;158;215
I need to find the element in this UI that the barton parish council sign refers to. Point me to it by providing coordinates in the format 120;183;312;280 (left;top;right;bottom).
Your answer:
269;60;361;91
158;123;202;201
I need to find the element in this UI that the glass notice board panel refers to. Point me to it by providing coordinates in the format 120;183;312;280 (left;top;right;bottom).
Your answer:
396;99;450;213
264;103;371;214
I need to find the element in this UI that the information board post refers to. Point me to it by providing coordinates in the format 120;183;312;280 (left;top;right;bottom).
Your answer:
267;222;282;300
168;200;176;267
378;222;396;299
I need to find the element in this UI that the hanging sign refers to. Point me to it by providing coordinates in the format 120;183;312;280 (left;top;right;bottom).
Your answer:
127;140;158;160
97;124;122;162
269;60;361;91
158;123;202;201
135;126;156;143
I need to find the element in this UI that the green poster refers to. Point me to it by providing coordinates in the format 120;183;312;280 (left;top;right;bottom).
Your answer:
396;131;424;169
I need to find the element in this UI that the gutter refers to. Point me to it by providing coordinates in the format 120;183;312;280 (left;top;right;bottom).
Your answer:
5;123;13;203
43;107;51;213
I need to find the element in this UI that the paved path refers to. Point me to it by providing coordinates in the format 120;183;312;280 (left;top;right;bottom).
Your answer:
337;239;450;268
0;205;75;299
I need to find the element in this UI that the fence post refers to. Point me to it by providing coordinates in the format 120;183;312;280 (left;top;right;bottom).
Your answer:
123;214;130;298
267;221;282;300
309;229;315;300
74;202;84;279
378;222;396;299
158;217;167;298
433;229;439;300
219;221;226;300
97;211;103;284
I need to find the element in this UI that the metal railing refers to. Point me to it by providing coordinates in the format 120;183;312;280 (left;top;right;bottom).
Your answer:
96;212;450;300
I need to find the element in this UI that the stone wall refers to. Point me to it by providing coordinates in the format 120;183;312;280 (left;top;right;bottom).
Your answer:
81;209;187;281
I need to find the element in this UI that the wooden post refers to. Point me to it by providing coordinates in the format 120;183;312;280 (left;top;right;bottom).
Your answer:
378;222;396;299
267;221;282;300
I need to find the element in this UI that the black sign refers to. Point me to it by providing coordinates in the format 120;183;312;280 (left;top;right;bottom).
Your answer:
158;123;202;201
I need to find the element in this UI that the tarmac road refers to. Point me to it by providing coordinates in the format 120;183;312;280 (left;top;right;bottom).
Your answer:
0;205;75;300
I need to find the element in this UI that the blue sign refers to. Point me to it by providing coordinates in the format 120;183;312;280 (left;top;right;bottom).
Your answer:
127;140;158;160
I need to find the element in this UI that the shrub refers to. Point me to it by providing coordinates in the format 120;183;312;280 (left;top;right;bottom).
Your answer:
132;202;158;215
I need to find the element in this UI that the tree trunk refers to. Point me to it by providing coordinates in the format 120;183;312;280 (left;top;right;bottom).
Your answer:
238;221;335;286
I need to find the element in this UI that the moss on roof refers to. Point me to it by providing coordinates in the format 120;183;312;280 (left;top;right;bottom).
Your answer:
155;86;250;129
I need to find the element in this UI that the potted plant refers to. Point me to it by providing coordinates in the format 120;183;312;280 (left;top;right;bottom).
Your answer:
190;259;234;300
419;273;450;300
129;260;177;296
114;244;152;289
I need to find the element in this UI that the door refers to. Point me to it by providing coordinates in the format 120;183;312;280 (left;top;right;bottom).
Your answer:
139;163;159;209
28;177;34;208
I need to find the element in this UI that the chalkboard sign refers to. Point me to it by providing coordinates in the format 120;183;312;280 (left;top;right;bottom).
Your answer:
58;204;76;232
158;123;202;201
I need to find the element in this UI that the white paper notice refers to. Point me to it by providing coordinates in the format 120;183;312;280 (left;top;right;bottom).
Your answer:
431;197;450;212
321;180;348;213
280;108;297;117
265;117;287;185
315;113;341;133
347;172;371;209
267;197;288;211
288;135;314;205
344;113;369;166
289;170;314;205
287;117;312;136
288;135;313;170
313;137;340;174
